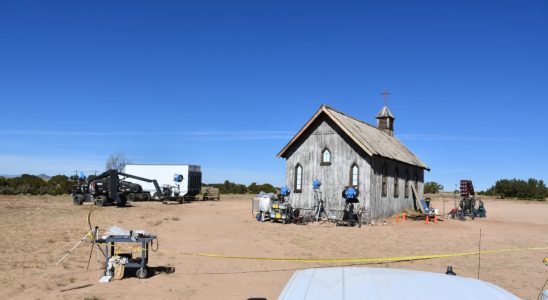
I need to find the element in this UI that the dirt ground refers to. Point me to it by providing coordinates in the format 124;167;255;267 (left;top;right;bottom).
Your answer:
0;195;547;300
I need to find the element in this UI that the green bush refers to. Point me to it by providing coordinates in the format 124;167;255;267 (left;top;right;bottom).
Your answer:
247;182;276;194
47;175;72;195
0;174;73;195
424;182;444;194
483;178;547;200
204;180;278;194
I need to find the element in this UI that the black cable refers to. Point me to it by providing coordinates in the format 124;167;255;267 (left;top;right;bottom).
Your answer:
151;238;159;252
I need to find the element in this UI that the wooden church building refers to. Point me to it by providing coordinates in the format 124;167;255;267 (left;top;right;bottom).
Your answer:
277;101;429;221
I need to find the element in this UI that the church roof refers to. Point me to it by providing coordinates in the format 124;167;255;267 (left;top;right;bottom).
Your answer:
277;105;429;170
376;105;395;118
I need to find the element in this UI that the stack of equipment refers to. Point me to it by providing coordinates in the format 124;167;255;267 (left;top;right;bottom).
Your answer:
270;186;295;224
449;180;487;220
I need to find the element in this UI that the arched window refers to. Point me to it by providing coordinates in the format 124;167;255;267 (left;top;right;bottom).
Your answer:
321;148;331;165
394;167;399;197
350;164;359;186
404;170;409;198
294;164;303;192
381;165;387;197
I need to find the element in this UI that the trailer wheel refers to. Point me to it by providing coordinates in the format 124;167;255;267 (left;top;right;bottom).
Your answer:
127;193;136;202
136;268;147;279
94;195;106;206
73;194;84;205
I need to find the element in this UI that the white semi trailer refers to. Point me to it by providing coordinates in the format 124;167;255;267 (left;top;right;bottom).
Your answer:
124;164;202;199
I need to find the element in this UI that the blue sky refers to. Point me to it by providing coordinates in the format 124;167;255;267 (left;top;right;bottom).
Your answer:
0;1;546;190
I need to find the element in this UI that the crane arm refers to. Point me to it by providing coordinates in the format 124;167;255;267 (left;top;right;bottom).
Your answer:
117;171;162;196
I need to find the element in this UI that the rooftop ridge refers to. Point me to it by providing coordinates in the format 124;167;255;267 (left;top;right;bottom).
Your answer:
323;105;390;135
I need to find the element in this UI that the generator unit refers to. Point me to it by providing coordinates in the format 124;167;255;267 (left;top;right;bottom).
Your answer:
270;186;294;224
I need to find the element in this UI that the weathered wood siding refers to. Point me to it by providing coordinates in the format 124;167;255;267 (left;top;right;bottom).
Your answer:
369;157;424;219
284;115;372;218
283;113;425;221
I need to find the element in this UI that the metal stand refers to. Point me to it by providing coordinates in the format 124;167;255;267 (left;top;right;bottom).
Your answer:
313;189;324;222
56;228;96;266
337;187;361;227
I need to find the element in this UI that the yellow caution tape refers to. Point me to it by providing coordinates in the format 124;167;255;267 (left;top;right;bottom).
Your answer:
181;246;548;264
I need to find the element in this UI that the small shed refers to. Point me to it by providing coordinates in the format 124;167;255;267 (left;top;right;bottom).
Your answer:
277;104;429;221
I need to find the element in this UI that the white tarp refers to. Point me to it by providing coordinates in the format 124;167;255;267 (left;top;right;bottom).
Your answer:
257;191;276;212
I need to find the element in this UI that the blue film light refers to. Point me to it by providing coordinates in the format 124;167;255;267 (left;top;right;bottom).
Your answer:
281;186;290;196
345;187;357;199
173;174;184;182
313;179;321;190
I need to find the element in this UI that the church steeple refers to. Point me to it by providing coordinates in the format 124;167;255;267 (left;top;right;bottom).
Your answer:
376;90;395;136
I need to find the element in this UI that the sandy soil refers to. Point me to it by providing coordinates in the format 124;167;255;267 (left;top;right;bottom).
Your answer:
0;194;547;300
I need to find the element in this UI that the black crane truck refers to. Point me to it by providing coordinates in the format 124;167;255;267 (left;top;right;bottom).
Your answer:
88;169;163;207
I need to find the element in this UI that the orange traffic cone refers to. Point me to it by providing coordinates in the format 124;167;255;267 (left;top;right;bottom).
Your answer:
425;215;429;224
402;212;406;221
434;215;438;224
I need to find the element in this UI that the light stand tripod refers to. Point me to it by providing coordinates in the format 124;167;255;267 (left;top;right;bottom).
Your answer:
56;226;103;269
312;179;324;222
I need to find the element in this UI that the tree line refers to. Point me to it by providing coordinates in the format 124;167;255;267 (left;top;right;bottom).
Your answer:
204;180;277;194
424;178;546;200
4;174;544;199
424;182;444;194
479;178;546;200
0;174;75;195
0;175;278;196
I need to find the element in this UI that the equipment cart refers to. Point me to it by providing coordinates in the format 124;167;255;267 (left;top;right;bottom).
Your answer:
97;233;157;279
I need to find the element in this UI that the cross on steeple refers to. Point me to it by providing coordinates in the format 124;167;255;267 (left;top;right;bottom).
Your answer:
376;90;395;136
381;89;390;107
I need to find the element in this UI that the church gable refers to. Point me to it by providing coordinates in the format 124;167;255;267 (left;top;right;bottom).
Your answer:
278;104;428;171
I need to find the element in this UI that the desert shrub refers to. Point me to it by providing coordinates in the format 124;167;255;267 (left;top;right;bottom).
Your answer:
38;186;49;195
47;175;72;195
424;182;444;194
204;180;277;194
247;182;276;194
0;174;73;195
211;180;248;194
0;186;15;194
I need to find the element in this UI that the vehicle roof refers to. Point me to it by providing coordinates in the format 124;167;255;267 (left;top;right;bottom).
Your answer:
277;267;519;300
